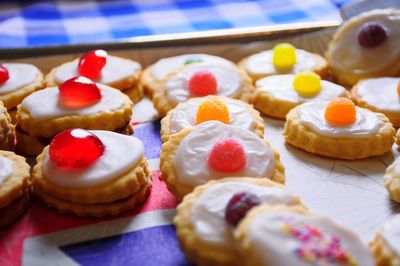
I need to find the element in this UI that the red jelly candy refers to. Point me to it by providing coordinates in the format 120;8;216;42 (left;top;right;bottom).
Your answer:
208;138;247;172
225;192;261;226
358;22;387;48
78;49;107;80
58;76;101;108
0;64;9;85
188;70;217;96
49;128;105;169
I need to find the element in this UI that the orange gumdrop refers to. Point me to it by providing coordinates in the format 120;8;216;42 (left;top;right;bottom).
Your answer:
325;97;356;126
397;81;400;96
196;98;230;125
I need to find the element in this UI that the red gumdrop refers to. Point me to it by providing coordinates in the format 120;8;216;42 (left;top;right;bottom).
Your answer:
78;49;107;80
58;76;102;108
208;138;247;172
0;64;9;85
188;70;217;96
49;128;105;170
225;192;261;226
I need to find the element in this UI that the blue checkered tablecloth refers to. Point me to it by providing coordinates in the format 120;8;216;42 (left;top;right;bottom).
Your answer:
0;0;348;48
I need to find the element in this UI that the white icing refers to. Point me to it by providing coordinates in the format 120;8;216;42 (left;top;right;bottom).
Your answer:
357;77;400;112
0;63;39;95
247;211;374;266
191;181;298;249
151;54;233;80
381;214;400;255
0;156;13;184
166;62;242;104
329;9;400;75
54;55;141;85
296;102;383;138
245;49;318;76
174;121;275;187
21;84;126;120
169;97;256;134
256;74;346;103
43;130;144;188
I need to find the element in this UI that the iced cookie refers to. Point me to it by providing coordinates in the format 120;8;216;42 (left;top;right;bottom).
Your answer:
254;72;348;119
327;9;400;87
283;97;395;159
369;214;400;266
45;50;143;103
16;77;133;156
152;61;254;117
160;121;285;199
0;101;15;151
0;63;44;110
235;205;374;266
32;129;151;217
160;95;264;142
0;150;31;227
238;43;328;82
174;177;304;266
384;156;400;203
141;54;234;97
352;77;400;127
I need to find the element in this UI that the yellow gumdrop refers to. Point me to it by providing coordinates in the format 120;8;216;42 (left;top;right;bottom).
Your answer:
196;98;230;125
293;72;322;98
272;43;297;68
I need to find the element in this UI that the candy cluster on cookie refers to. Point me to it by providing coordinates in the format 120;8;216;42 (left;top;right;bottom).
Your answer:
46;50;143;103
32;129;152;217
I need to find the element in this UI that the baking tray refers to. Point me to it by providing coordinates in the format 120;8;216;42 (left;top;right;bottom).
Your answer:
2;21;399;265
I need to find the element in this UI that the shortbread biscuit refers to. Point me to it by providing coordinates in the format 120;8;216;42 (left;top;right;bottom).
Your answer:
174;177;304;266
235;205;374;266
384;156;400;203
352;77;400;127
238;49;328;82
17;85;133;138
152;62;254;117
160;121;285;199
284;101;395;160
254;74;349;119
369;214;400;266
37;181;151;218
141;54;234;97
32;130;152;217
326;9;400;87
0;101;15;151
160;95;264;142
0;150;30;208
45;53;143;102
0;191;30;227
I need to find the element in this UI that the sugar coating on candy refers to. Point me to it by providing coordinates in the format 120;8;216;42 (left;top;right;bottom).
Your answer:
78;49;108;80
358;22;388;49
188;70;218;96
225;192;261;226
272;43;297;68
0;64;9;85
184;58;203;65
293;72;321;98
49;128;105;170
208;138;247;173
281;219;356;265
58;76;102;108
196;99;230;125
324;97;356;126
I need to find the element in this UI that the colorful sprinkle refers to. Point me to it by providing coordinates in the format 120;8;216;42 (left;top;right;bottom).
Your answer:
280;219;356;265
272;43;297;69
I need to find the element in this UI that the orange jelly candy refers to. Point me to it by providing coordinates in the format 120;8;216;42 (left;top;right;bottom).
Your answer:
324;97;356;126
397;81;400;96
196;99;230;125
